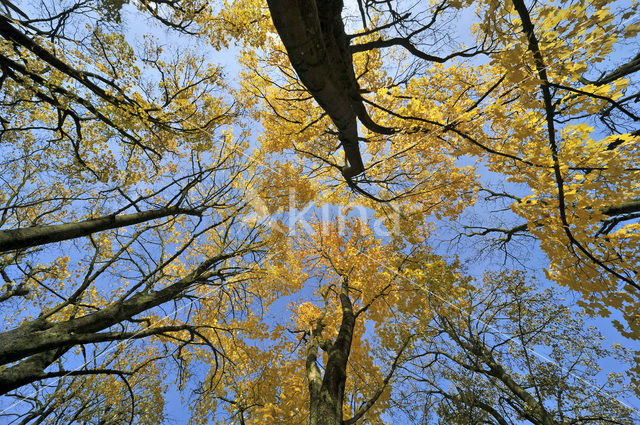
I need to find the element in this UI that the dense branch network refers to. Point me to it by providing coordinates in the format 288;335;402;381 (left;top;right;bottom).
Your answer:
265;0;640;295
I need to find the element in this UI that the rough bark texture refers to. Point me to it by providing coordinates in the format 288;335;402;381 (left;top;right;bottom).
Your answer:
267;0;393;178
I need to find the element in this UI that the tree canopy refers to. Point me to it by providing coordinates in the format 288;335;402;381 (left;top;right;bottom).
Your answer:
253;0;640;334
0;0;639;424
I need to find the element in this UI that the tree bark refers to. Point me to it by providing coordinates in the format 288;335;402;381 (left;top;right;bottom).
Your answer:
267;0;394;178
0;206;194;252
0;348;68;394
0;251;234;393
307;277;355;425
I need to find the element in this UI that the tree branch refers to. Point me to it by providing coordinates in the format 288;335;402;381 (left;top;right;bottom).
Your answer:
0;206;199;253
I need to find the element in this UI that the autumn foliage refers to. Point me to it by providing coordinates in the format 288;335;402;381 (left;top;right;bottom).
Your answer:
0;0;639;424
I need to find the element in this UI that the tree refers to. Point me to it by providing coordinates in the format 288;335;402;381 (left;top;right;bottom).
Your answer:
0;0;267;421
187;217;467;425
243;0;640;337
266;0;395;179
2;0;639;423
395;271;637;425
187;220;637;425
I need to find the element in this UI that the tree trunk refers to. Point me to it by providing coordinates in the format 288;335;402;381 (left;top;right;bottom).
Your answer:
307;277;355;425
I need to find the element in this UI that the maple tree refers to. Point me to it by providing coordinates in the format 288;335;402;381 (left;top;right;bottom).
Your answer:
189;221;637;424
244;0;640;338
1;0;639;424
186;217;468;424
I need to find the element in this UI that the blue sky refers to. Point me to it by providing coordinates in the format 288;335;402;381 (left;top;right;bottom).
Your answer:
2;0;639;423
